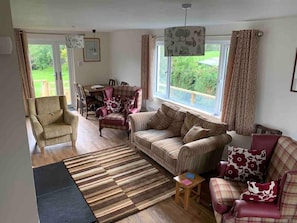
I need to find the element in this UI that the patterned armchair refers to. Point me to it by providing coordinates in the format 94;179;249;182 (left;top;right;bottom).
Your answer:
95;85;142;137
209;134;297;223
27;96;79;154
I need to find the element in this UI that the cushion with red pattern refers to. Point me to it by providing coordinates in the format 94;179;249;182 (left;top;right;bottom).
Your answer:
104;96;122;114
121;96;135;113
224;146;266;182
240;180;278;202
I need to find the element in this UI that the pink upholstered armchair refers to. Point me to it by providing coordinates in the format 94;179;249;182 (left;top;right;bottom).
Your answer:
209;134;297;223
95;85;142;137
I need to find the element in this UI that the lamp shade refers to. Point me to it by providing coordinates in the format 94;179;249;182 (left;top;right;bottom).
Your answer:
0;36;12;55
164;26;205;56
65;35;84;48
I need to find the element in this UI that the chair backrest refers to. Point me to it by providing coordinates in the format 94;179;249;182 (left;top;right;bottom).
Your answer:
120;81;129;86
103;86;142;112
108;79;116;86
28;95;67;116
266;136;297;182
77;84;87;103
74;82;81;99
254;124;282;135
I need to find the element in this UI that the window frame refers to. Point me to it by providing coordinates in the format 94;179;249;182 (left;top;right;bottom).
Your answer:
154;38;230;117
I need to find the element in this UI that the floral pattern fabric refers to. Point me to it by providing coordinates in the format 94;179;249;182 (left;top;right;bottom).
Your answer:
121;96;135;114
240;180;278;202
224;146;266;182
104;97;122;114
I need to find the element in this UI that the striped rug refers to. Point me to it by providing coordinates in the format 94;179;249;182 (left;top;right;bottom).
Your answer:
63;144;176;223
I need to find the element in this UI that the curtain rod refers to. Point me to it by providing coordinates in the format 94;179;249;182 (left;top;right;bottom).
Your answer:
22;31;85;36
154;31;263;38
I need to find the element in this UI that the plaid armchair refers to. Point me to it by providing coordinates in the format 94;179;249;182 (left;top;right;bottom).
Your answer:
209;135;297;223
95;85;142;137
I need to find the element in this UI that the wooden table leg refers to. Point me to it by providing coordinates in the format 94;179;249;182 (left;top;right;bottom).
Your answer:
196;183;202;203
184;188;191;210
175;182;180;204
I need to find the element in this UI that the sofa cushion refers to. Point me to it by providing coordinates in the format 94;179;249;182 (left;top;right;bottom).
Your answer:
120;96;135;114
240;180;278;203
181;112;201;137
168;110;186;136
147;108;173;130
37;109;63;126
151;137;184;170
183;125;210;144
224;147;266;182
209;177;247;214
43;123;72;139
134;129;176;149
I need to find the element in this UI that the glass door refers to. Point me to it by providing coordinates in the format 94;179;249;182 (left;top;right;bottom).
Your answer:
28;39;72;104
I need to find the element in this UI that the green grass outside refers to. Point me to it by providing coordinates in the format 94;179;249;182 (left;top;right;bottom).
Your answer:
32;64;69;97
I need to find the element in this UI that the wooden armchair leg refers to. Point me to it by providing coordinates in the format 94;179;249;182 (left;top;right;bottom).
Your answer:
72;140;76;148
40;147;45;154
99;128;102;137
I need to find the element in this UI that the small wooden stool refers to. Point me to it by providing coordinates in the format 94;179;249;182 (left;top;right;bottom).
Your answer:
174;172;205;210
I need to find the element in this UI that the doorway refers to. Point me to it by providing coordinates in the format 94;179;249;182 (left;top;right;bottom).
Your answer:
28;35;73;105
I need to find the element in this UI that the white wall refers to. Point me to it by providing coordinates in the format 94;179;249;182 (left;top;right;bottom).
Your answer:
74;32;110;85
0;0;39;222
109;30;150;86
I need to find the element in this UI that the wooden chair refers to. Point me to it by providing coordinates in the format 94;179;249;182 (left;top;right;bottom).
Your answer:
108;79;116;86
120;81;129;86
78;84;102;119
253;124;282;135
74;82;82;113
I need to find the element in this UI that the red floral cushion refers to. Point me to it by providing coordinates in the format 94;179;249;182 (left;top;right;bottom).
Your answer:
224;147;266;182
121;96;135;113
104;97;122;114
240;180;278;202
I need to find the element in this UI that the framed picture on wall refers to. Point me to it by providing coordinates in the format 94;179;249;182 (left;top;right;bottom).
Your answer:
83;38;101;62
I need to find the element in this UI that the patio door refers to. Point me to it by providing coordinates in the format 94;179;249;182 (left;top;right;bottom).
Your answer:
28;36;73;104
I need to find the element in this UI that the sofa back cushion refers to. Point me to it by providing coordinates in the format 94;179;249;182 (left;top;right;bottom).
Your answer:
181;111;227;137
266;136;297;182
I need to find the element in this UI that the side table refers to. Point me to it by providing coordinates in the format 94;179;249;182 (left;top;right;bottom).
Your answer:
173;172;205;210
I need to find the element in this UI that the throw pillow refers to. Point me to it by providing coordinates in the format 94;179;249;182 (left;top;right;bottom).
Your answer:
147;108;173;130
104;96;122;114
240;180;278;202
224;146;266;182
37;109;63;126
121;96;135;114
183;125;210;144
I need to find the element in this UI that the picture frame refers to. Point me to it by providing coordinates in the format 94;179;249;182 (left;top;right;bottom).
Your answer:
290;49;297;92
83;38;101;62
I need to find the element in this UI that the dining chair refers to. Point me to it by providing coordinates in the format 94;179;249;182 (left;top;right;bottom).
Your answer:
108;79;116;86
74;82;82;114
78;84;102;119
120;81;129;86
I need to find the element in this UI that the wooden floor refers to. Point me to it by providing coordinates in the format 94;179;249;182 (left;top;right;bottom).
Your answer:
27;110;216;223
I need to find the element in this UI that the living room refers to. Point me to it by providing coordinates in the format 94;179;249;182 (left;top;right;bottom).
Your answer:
1;0;297;222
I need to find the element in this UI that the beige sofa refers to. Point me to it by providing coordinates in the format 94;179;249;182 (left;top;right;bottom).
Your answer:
129;102;232;175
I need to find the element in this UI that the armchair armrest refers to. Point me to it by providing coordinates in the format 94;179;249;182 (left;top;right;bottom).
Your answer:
232;200;281;219
95;106;108;118
217;161;228;177
176;134;232;174
29;115;43;136
64;110;79;140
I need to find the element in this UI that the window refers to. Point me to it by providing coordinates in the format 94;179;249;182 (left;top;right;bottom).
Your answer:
154;40;230;116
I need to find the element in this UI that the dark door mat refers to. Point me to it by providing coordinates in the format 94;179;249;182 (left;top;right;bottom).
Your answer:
33;162;97;223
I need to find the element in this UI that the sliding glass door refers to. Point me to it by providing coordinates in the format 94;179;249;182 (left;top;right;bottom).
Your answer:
28;37;72;104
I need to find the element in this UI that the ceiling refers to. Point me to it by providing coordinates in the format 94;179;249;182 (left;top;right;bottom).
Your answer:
9;0;297;33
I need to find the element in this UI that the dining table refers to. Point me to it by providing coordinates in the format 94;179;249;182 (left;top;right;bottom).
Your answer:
83;84;108;101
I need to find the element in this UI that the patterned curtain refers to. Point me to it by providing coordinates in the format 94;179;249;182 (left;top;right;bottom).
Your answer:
221;30;261;135
141;35;155;100
14;29;35;116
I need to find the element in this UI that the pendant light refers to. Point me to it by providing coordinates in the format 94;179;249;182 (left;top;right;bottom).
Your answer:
164;3;205;56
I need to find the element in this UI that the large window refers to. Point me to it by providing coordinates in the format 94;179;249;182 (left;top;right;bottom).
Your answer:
154;40;229;116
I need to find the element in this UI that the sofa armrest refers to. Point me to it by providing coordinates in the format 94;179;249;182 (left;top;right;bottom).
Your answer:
64;110;79;140
129;111;156;132
232;200;281;219
176;134;232;174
